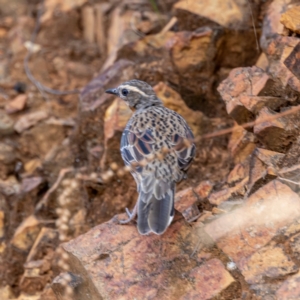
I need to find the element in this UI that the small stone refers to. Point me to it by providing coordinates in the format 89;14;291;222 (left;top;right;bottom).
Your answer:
0;285;15;299
194;180;213;199
5;94;27;113
175;187;197;212
14;111;48;133
0;110;14;135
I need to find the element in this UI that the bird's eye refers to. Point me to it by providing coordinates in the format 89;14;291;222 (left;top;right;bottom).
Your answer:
121;89;129;96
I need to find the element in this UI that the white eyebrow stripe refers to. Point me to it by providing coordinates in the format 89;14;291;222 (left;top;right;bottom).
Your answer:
119;85;148;97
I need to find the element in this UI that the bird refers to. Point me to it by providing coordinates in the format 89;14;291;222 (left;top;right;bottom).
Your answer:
106;79;196;235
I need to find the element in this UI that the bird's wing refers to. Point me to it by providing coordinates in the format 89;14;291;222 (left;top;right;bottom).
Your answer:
171;122;196;173
120;119;195;235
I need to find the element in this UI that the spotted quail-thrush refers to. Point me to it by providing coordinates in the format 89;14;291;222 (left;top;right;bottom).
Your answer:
106;80;196;235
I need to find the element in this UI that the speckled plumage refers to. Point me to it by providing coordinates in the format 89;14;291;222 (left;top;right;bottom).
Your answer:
106;80;196;235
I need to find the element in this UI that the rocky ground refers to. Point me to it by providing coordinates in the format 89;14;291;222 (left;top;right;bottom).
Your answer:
1;0;300;299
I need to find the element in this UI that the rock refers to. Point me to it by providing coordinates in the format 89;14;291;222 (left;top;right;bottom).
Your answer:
227;163;246;184
217;66;286;125
0;142;16;179
251;283;283;299
184;258;235;300
253;107;297;152
265;34;300;94
208;177;248;205
193;180;213;199
255;148;285;168
0;142;16;164
289;233;300;261
228;125;256;163
173;0;259;29
284;41;300;80
205;180;300;268
280;136;300;168
15;292;41;300
260;0;292;51
24;159;42;174
14;111;48;133
52;214;234;300
240;244;298;284
255;53;269;71
276;271;300;299
0;110;14;135
20;259;52;294
0;285;15;299
175;187;200;221
0;175;20;195
10;215;41;252
280;4;300;34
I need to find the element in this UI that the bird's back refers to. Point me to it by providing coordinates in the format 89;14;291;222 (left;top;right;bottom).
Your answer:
120;105;195;235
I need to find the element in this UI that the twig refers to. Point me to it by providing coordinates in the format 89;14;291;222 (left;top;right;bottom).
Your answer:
200;105;300;140
160;17;177;34
247;0;260;52
35;167;74;212
24;0;80;99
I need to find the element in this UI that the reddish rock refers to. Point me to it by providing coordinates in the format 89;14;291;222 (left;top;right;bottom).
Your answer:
280;4;300;34
227;163;246;184
228;125;256;163
5;94;27;114
52;214;234;300
175;187;200;222
217;66;281;125
175;187;197;212
193;180;213;199
240;244;298;284
255;148;285;168
208;177;248;205
276;271;300;299
205;180;300;266
185;258;235;300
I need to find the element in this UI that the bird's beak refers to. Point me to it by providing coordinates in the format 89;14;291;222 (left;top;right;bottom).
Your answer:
105;88;118;95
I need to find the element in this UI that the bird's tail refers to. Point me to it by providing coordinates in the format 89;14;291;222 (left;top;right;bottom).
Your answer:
137;182;175;235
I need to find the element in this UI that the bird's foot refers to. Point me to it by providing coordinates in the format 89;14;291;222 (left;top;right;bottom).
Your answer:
119;205;137;224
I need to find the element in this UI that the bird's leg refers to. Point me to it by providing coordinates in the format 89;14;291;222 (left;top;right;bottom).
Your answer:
119;204;137;224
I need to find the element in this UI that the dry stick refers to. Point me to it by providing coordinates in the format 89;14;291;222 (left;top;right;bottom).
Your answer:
35;167;74;212
24;1;80;98
247;0;260;51
200;105;300;140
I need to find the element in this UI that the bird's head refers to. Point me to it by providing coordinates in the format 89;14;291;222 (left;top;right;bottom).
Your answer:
105;79;163;111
